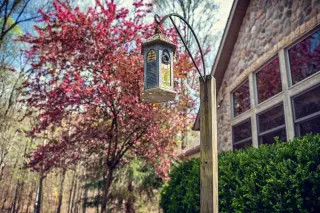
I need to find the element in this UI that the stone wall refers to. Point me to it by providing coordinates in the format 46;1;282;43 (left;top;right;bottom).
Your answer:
217;0;320;151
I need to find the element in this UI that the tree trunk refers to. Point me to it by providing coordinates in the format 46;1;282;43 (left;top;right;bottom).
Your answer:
10;180;21;213
95;185;100;213
1;179;12;211
72;179;78;213
1;151;19;211
82;183;88;213
73;178;82;213
100;167;113;213
67;172;76;213
125;180;135;213
33;176;44;213
56;169;66;213
15;180;25;213
0;157;7;182
18;190;26;213
26;182;36;213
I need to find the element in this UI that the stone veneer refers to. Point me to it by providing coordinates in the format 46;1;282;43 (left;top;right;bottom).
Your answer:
217;0;320;152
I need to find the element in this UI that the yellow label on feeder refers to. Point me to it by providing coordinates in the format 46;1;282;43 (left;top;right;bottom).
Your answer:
161;63;171;87
147;49;156;62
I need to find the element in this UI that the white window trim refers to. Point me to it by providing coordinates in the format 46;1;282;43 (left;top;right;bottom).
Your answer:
279;49;295;141
291;84;320;137
249;73;258;148
230;79;251;119
256;102;286;144
232;118;252;149
231;26;320;150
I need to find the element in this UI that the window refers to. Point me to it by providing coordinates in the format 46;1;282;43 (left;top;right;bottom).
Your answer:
288;28;320;85
258;104;287;145
256;57;282;103
232;80;250;117
230;25;320;152
293;85;320;136
232;119;252;150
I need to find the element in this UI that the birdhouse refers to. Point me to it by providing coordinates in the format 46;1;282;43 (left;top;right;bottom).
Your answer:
141;26;176;103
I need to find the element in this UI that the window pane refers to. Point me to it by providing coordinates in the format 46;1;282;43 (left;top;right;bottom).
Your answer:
256;57;282;103
233;140;252;150
293;86;320;119
288;29;320;85
259;128;287;145
233;120;252;142
297;116;320;136
233;80;250;117
258;104;285;133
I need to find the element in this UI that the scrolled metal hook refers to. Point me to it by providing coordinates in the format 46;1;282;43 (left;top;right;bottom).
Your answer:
153;13;207;82
154;14;161;25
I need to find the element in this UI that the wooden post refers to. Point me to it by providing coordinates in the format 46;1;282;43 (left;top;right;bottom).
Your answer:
200;76;218;213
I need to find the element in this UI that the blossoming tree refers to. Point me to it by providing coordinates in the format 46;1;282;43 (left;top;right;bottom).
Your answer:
20;0;200;212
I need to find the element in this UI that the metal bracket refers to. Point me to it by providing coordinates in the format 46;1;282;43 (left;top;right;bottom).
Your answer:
154;13;210;82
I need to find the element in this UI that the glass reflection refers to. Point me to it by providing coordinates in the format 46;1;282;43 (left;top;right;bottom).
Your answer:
233;80;250;117
233;120;252;142
233;140;252;150
258;104;285;133
289;29;320;84
299;116;320;136
256;57;282;103
293;86;320;119
260;128;286;145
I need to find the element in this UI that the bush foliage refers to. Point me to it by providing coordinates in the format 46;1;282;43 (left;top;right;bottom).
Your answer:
160;134;320;213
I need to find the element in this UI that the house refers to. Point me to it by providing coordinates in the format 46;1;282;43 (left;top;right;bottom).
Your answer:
183;0;320;158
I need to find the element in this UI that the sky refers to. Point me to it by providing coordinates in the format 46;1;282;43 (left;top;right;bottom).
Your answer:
24;0;233;50
19;0;234;71
211;0;234;64
77;0;234;33
65;0;234;80
215;0;234;31
75;0;234;70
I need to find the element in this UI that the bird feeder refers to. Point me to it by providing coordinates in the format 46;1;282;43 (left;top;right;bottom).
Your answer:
141;26;176;103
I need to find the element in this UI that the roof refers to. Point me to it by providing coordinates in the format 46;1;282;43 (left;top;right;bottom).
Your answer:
141;27;177;54
179;143;200;158
192;0;251;131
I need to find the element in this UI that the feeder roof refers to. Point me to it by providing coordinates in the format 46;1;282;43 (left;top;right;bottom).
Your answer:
141;32;176;54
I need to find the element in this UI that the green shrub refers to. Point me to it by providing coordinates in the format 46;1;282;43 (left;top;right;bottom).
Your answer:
160;158;200;213
160;134;320;213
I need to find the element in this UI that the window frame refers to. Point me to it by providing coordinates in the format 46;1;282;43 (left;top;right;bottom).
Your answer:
254;56;282;105
291;84;320;137
230;24;320;151
232;118;252;149
286;26;320;87
231;79;251;119
256;102;286;145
